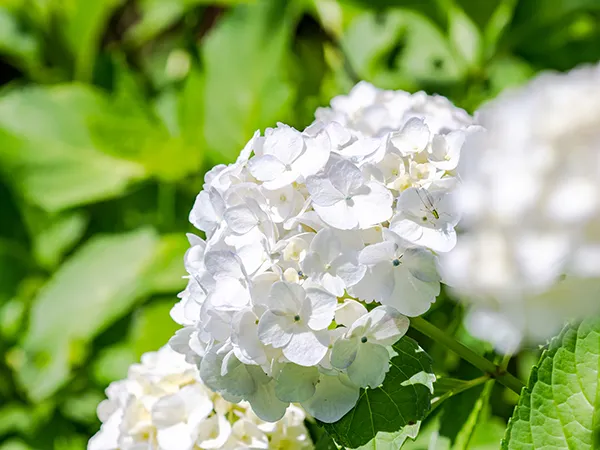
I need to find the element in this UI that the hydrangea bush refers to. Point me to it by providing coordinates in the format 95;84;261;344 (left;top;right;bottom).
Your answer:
89;346;312;450
91;66;600;449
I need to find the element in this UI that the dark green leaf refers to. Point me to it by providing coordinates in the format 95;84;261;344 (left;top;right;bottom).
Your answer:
323;336;434;449
439;380;494;449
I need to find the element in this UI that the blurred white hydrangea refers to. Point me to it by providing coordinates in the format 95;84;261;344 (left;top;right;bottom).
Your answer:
170;81;474;423
441;63;600;353
88;345;313;450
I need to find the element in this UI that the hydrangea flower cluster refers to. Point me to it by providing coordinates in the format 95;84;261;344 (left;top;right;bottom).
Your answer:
89;346;313;450
168;82;475;423
441;63;600;353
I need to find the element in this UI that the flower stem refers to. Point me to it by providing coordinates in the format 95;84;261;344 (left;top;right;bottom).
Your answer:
410;316;525;394
429;375;490;414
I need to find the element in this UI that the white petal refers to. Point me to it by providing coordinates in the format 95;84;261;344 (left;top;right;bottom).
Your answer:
389;217;424;244
293;129;330;177
388;268;439;316
320;272;346;297
262;126;304;164
262;168;300;190
310;228;341;262
313;201;358;230
267;281;304;312
151;394;186;428
196;414;232;449
353;182;394;228
224;205;258;235
359;242;396;266
305;288;337;330
335;300;368;327
391;117;430;155
275;363;320;402
247;379;289;423
157;423;194;450
362;306;409;346
283;330;329;366
330;337;359;369
209;278;250;310
347;343;390;388
334;255;366;288
189;191;218;235
328;159;364;196
301;374;359;423
257;311;293;348
248;154;286;181
349;263;394;304
404;247;441;283
204;251;245;279
306;175;345;206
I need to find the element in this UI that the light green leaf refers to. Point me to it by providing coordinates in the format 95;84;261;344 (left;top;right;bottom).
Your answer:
201;0;298;162
129;298;181;358
448;6;482;69
58;0;125;81
22;208;88;269
144;234;189;293
0;7;40;71
352;423;421;450
14;228;160;401
0;85;146;212
342;10;465;91
502;317;600;450
92;343;137;386
323;336;435;449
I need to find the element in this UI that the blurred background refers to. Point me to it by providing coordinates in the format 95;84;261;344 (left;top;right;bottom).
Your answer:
0;0;599;448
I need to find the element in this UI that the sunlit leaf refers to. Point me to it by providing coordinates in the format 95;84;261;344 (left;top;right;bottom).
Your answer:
201;0;297;162
323;336;434;449
14;228;160;401
0;86;146;212
503;318;600;449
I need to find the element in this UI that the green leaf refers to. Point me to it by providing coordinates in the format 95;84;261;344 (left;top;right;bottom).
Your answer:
323;336;435;449
125;0;252;47
448;6;482;69
201;0;298;162
342;10;465;91
0;85;146;212
129;298;181;358
439;380;495;449
14;228;160;401
143;234;189;293
58;0;125;81
352;423;421;450
0;7;41;72
503;317;600;450
21;208;88;269
88;62;204;182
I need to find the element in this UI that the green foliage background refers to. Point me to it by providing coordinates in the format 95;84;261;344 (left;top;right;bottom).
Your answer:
0;0;599;448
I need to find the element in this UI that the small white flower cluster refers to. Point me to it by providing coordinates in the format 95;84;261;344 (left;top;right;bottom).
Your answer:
441;63;600;353
169;82;474;423
88;346;313;450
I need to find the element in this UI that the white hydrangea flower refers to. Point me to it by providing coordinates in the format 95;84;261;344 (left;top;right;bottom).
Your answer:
441;63;600;352
88;346;313;450
330;306;409;388
170;81;472;423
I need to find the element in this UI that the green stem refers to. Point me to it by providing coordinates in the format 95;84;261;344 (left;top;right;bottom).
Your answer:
410;316;525;395
430;375;490;414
